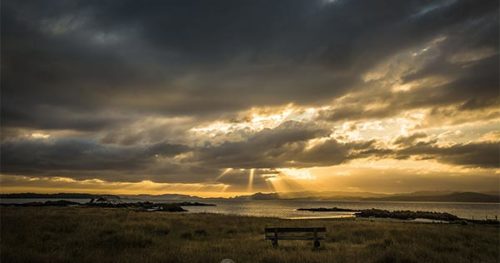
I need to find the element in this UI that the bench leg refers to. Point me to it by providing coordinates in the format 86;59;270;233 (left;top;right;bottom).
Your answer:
313;239;320;249
273;230;278;248
272;239;278;248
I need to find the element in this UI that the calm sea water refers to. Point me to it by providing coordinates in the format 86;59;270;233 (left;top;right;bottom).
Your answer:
184;200;500;220
2;198;499;220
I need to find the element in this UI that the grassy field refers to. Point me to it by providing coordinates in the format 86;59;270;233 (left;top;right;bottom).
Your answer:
1;207;499;263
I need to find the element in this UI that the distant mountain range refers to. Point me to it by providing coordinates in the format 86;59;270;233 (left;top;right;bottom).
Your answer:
227;191;500;203
1;191;499;203
229;191;387;200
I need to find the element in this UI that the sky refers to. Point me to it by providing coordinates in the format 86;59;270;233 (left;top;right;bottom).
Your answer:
1;0;499;197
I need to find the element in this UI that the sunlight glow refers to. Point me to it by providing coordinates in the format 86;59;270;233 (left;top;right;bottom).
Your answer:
264;172;307;193
278;168;315;180
31;132;50;139
190;104;320;139
247;168;255;193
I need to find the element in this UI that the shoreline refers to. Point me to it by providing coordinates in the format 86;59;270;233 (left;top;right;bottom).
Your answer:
2;204;498;225
1;199;499;224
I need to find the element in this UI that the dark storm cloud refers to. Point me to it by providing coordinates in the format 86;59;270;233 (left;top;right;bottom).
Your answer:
1;106;134;131
194;125;499;171
0;123;496;185
381;132;498;168
1;0;498;187
191;121;332;169
2;0;498;131
320;44;499;122
191;122;389;170
393;133;431;146
400;50;499;111
318;4;499;123
0;138;189;175
396;141;500;168
0;121;369;181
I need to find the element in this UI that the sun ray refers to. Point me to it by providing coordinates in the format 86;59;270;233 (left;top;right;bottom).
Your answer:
247;168;255;193
215;168;233;181
220;185;230;193
264;178;276;193
264;172;309;194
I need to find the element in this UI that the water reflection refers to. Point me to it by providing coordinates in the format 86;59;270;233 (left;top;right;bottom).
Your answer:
184;200;500;220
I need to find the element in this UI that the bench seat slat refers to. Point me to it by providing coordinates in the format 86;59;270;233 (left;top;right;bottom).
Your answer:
265;233;326;237
264;227;326;233
265;235;326;239
265;237;325;240
266;235;326;238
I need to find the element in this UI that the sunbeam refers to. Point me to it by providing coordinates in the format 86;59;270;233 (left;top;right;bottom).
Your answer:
247;168;255;193
215;168;233;181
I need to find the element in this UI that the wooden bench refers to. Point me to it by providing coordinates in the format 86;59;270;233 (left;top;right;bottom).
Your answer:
264;227;326;248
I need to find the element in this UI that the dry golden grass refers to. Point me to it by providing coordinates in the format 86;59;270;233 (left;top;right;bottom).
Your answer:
1;207;499;263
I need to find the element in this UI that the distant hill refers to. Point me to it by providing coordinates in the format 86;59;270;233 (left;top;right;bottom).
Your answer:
229;191;499;203
279;191;387;199
0;193;118;199
231;191;387;201
231;192;279;200
3;191;498;203
364;192;500;203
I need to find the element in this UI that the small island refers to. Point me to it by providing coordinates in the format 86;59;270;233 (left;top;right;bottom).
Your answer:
297;207;499;224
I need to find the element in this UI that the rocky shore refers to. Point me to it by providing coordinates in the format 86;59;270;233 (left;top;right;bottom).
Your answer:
0;197;216;212
297;207;499;224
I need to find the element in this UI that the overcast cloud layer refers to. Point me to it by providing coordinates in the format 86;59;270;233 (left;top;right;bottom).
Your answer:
1;0;499;194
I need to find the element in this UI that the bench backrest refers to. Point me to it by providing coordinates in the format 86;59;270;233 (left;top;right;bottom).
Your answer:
265;227;326;240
